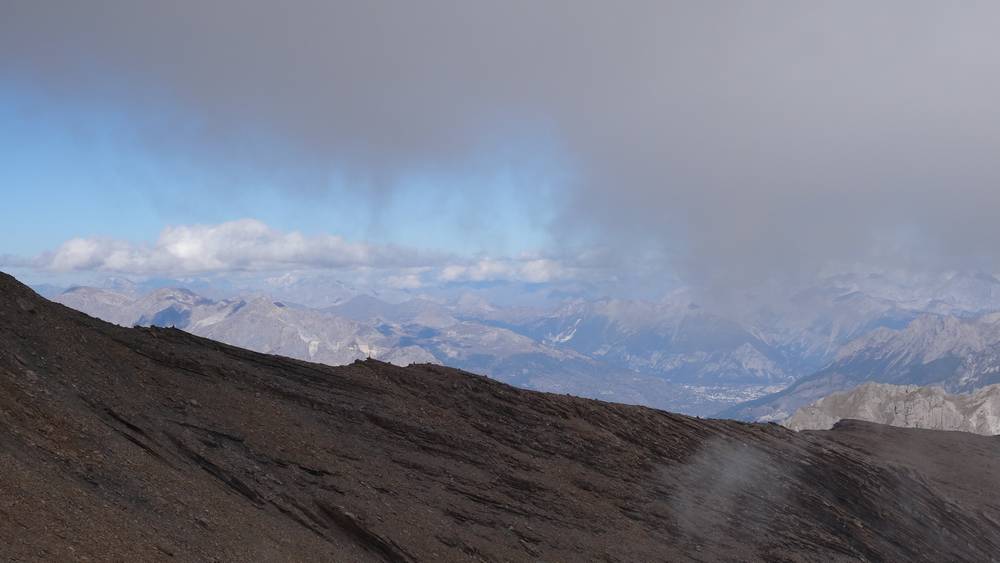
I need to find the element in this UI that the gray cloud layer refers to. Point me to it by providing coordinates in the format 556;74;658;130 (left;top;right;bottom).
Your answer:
5;1;1000;286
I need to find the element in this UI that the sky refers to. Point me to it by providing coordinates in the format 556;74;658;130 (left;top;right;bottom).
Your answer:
4;1;1000;298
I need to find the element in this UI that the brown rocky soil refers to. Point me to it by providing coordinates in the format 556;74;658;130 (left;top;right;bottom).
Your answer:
2;271;999;562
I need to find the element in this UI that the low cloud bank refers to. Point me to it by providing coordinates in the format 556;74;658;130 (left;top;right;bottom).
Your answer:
15;219;587;288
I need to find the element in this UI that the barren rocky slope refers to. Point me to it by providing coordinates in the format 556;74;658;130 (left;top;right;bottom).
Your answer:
3;271;1000;562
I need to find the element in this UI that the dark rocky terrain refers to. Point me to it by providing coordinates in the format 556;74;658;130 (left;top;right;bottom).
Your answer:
3;270;1000;562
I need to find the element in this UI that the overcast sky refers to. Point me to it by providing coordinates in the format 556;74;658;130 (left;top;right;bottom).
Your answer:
4;1;1000;293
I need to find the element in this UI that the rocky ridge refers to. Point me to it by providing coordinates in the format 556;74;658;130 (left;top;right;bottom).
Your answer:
3;271;1000;561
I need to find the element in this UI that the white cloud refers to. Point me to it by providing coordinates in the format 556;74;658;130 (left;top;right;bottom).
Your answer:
385;272;424;290
38;219;431;274
27;219;598;288
438;257;565;284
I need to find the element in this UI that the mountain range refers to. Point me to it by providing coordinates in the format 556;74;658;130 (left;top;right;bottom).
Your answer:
46;269;1000;419
53;285;711;415
728;312;1000;421
6;270;1000;560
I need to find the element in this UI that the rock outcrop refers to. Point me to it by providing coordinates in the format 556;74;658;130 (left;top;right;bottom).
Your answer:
785;382;1000;434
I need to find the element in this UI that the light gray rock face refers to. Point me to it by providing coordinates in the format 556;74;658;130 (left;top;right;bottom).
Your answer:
54;286;138;326
784;382;1000;435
